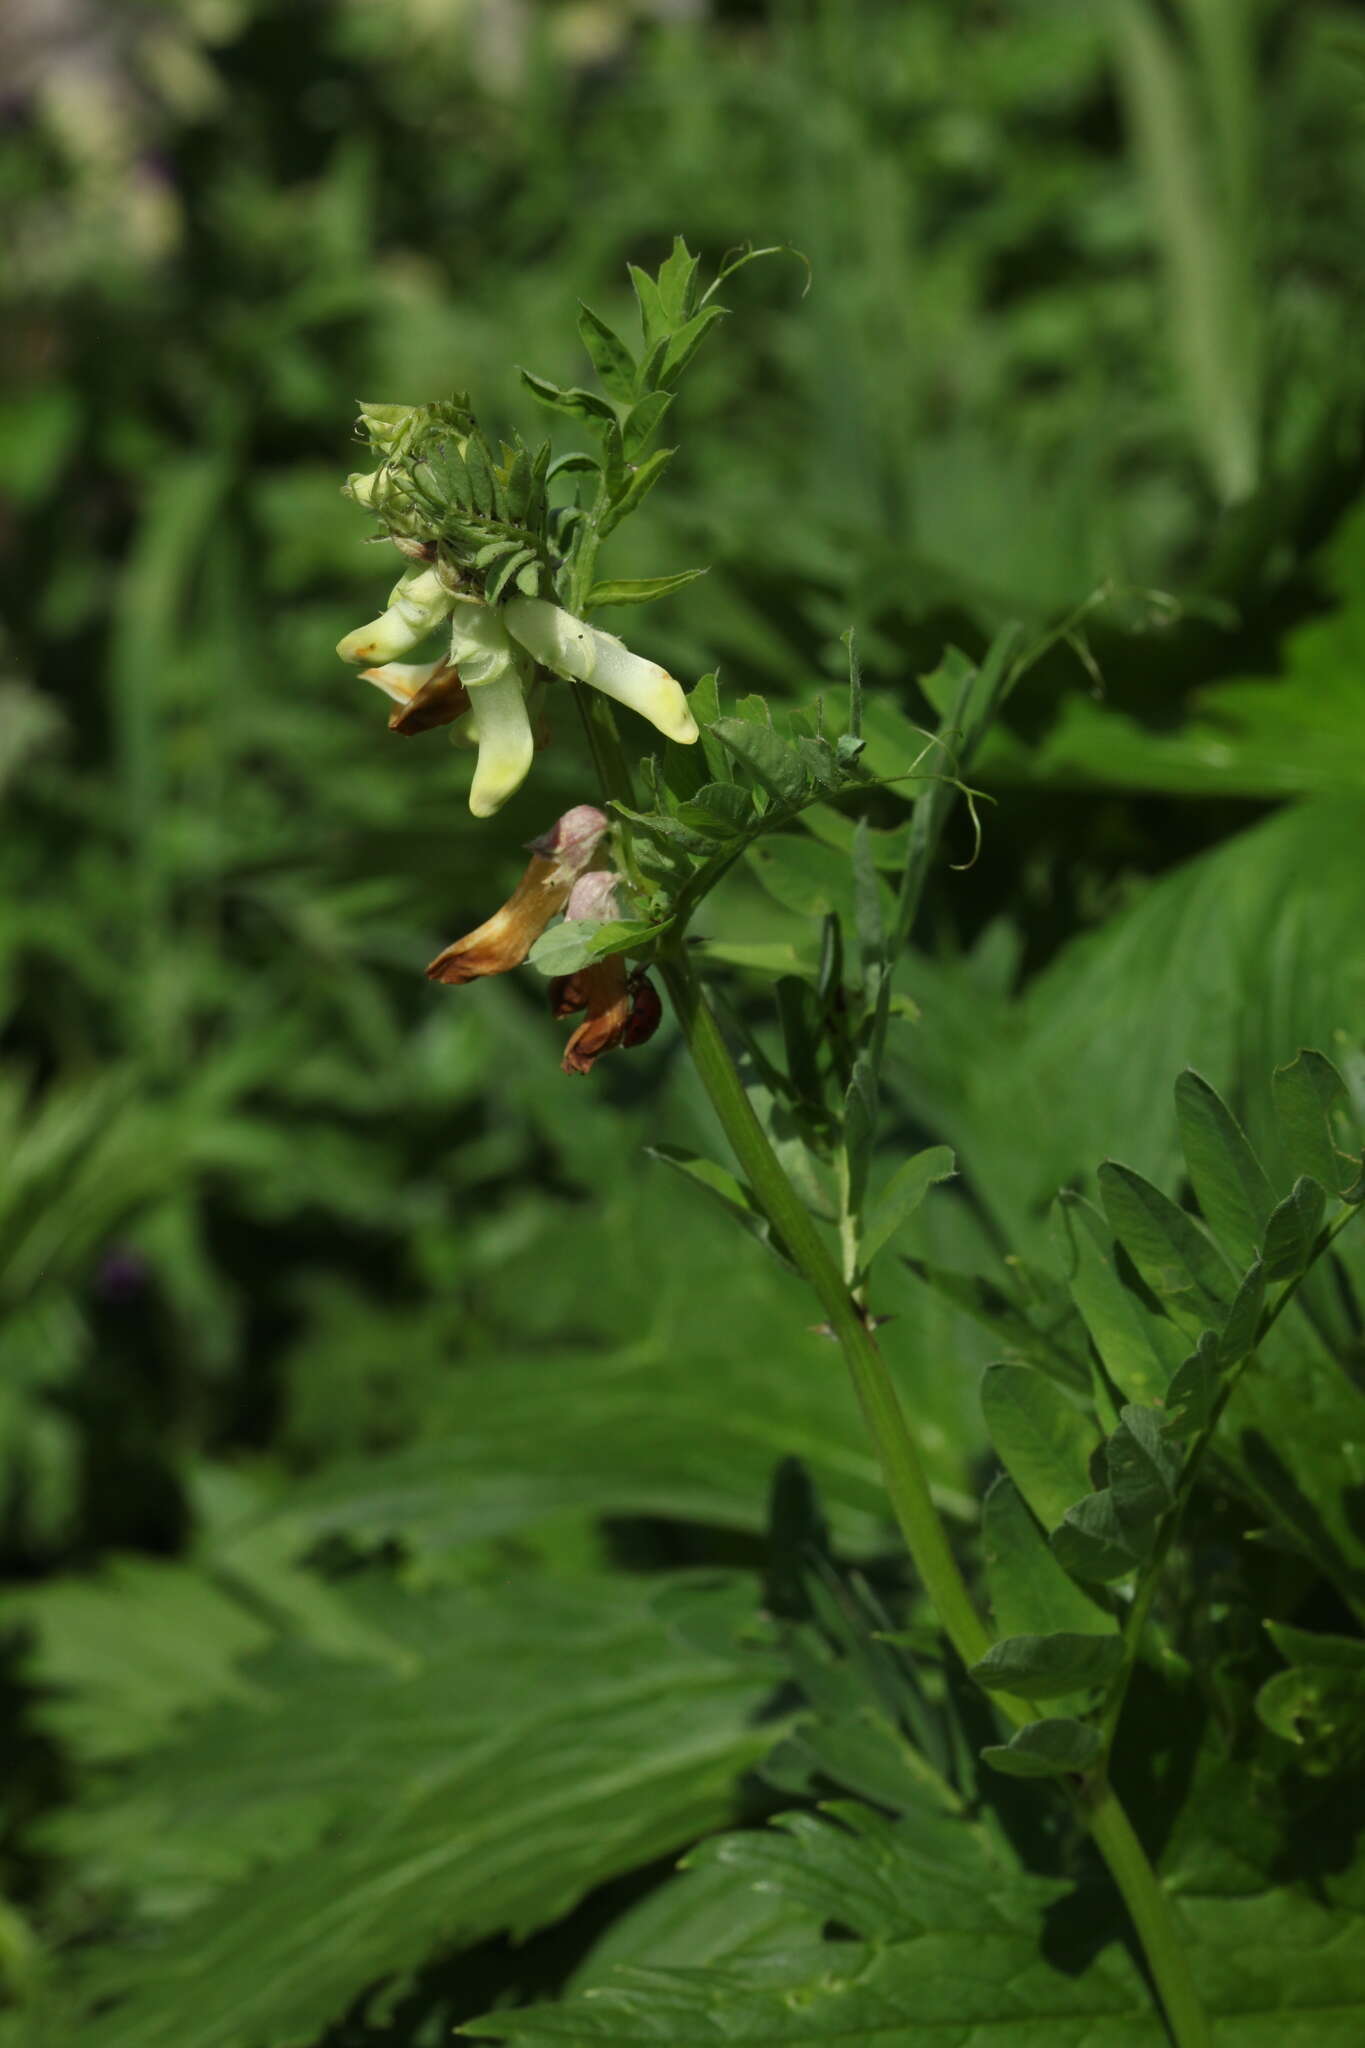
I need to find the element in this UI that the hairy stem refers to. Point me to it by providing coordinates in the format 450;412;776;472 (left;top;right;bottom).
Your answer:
660;948;1213;2048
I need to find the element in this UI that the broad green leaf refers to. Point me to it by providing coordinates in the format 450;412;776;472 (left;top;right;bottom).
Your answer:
1107;1404;1180;1551
1051;1192;1181;1404
0;1560;271;1764
712;716;810;803
981;1716;1103;1777
981;1477;1114;1646
1274;1049;1355;1196
586;568;706;607
647;1144;793;1272
525;916;664;977
56;1574;779;2048
1260;1174;1328;1281
1097;1160;1235;1337
862;1147;956;1267
970;1631;1124;1700
576;302;636;403
980;1361;1097;1531
1051;1489;1141;1583
1175;1068;1274;1265
472;1801;1159;2042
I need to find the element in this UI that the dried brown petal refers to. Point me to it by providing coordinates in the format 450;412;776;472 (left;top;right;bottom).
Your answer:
561;957;631;1075
427;855;570;984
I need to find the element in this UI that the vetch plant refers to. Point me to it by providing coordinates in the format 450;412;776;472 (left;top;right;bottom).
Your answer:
323;243;1365;2048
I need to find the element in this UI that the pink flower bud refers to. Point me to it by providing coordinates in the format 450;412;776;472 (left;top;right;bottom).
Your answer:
565;870;623;924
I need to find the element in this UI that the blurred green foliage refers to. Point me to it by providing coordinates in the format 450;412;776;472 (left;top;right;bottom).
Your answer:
3;0;1365;2041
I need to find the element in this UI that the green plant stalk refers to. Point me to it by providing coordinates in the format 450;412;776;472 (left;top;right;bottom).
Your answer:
658;949;1214;2048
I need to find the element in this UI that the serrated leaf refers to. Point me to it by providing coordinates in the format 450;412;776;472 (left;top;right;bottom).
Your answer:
861;1148;956;1267
1051;1489;1140;1583
980;1362;1098;1532
1260;1174;1328;1281
519;369;618;426
1050;1192;1181;1405
646;1145;794;1273
576;302;636;403
971;1631;1124;1700
586;568;707;608
1175;1069;1274;1266
1097;1161;1235;1337
982;1716;1103;1777
58;1575;777;2048
1274;1049;1354;1196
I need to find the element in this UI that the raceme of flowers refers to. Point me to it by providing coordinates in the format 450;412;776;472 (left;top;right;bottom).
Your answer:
334;409;699;815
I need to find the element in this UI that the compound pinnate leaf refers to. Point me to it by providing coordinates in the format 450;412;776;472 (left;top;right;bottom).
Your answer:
475;1799;1365;2045
57;1573;777;2048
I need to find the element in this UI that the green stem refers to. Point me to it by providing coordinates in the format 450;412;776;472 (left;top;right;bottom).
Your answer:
1087;1785;1213;2048
659;952;993;1670
661;947;1213;2048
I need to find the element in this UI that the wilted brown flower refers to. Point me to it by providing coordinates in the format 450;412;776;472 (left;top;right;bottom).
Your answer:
426;805;608;985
